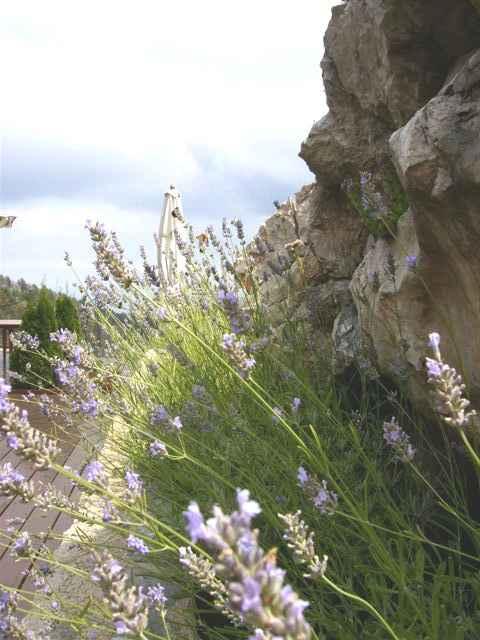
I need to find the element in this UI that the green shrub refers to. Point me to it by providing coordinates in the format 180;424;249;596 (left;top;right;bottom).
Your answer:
10;287;58;387
55;293;81;335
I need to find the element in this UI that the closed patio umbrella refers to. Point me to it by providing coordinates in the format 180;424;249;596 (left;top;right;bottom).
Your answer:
154;185;187;285
0;216;16;229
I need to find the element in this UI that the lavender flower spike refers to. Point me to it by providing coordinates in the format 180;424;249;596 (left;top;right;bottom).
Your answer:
383;417;415;462
127;534;150;555
426;333;477;429
91;551;148;635
182;489;312;639
0;387;60;469
428;332;441;352
279;511;328;579
0;463;34;502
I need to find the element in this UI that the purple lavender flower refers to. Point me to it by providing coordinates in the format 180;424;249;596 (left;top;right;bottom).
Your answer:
297;466;309;486
383;417;415;462
85;460;105;483
102;501;118;523
428;332;441;351
183;502;207;543
291;397;301;413
6;434;19;450
425;357;442;378
405;255;417;269
157;307;168;320
222;334;235;350
72;345;84;365
0;463;33;501
0;380;12;414
114;620;129;635
240;577;262;613
225;291;238;305
243;358;256;371
149;440;168;457
50;328;75;345
127;535;149;555
313;481;338;515
236;489;261;522
171;416;183;431
80;397;99;417
125;470;143;494
151;405;169;425
182;489;312;639
221;334;256;378
146;583;167;606
0;592;9;612
0;464;24;485
11;531;32;557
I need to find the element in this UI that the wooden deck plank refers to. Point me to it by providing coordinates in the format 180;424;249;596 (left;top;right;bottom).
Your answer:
20;444;89;593
0;390;85;591
0;447;75;588
0;438;11;463
0;443;86;589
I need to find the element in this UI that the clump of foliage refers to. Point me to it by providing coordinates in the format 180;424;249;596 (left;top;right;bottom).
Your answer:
0;275;42;318
1;218;480;640
55;293;81;336
343;169;409;239
10;288;81;387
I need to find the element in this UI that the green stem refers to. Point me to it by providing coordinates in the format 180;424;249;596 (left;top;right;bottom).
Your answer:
322;575;402;640
460;429;480;470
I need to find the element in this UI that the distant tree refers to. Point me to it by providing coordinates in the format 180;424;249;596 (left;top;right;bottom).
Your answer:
10;288;58;388
55;294;81;335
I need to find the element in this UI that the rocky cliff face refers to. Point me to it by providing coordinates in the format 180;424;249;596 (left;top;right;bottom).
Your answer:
251;0;480;408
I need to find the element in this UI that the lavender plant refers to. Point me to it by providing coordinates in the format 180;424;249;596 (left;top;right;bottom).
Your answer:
1;219;479;640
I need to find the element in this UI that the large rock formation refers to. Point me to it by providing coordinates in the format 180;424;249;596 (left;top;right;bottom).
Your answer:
251;0;480;409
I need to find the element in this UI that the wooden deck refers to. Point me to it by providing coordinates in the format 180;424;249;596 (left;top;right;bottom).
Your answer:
0;391;88;592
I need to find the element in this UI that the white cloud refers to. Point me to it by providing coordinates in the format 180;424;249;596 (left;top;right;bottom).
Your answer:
0;0;337;288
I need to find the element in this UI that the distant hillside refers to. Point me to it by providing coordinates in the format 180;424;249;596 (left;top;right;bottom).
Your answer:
0;275;53;318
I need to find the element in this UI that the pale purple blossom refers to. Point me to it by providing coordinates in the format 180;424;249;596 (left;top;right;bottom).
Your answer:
428;332;441;351
6;434;19;450
182;489;311;639
425;357;442;378
149;440;168;457
297;466;309;486
85;460;105;483
0;380;12;414
151;405;169;425
146;583;167;606
236;488;261;521
291;397;301;413
313;481;338;515
125;470;143;494
11;531;32;557
171;416;183;431
183;502;207;543
127;535;149;555
405;255;417;269
383;417;415;462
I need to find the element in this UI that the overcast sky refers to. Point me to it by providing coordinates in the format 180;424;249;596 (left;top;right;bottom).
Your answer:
0;0;336;290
